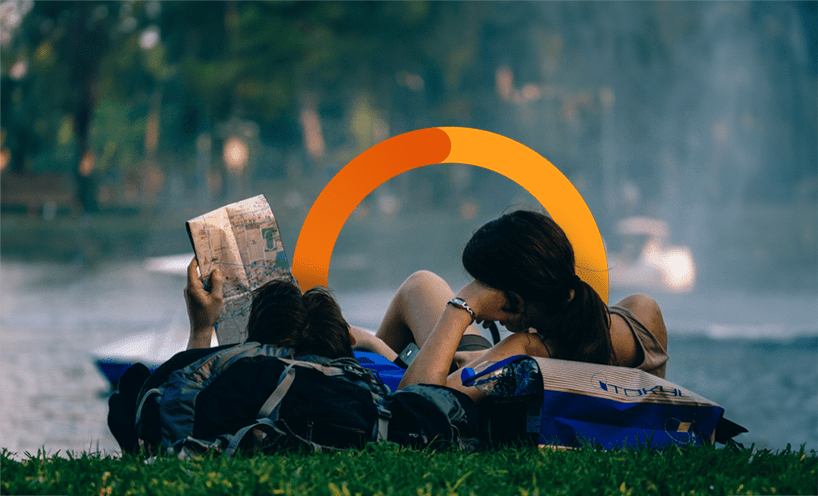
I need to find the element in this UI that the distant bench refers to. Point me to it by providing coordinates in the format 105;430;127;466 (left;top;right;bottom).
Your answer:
1;172;79;217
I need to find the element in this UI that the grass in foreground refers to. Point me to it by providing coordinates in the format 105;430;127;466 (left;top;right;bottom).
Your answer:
1;443;816;496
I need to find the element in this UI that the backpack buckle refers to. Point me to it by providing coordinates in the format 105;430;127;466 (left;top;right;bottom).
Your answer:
377;405;392;419
343;365;366;378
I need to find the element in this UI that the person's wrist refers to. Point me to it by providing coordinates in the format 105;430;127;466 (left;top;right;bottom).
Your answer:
187;324;214;349
190;323;213;336
447;297;476;323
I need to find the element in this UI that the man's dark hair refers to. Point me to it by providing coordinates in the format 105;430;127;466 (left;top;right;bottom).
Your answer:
247;278;353;359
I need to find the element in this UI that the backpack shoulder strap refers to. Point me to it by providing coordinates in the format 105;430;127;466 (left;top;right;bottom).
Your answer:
256;362;298;419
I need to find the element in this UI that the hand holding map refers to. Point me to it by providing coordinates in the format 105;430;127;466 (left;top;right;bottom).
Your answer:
186;195;291;345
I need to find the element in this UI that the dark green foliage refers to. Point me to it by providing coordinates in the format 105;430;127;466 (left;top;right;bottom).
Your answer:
2;443;816;496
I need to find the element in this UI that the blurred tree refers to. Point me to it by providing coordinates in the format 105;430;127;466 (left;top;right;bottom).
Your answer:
155;2;439;135
3;1;160;211
11;2;114;210
152;1;448;199
2;1;814;217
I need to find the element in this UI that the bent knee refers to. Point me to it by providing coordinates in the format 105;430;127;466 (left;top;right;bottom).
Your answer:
398;270;454;304
401;270;448;292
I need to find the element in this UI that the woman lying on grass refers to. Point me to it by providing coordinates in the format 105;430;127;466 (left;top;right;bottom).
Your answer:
352;209;669;403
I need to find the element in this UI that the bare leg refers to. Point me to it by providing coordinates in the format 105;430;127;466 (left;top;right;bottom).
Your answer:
375;270;485;355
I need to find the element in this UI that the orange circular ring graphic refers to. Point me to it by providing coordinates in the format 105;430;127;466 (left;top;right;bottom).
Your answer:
292;127;609;303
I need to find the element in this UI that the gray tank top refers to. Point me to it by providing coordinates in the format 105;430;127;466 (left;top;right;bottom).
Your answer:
608;305;668;378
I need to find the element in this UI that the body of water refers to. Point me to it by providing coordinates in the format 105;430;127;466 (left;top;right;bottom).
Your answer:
1;259;816;458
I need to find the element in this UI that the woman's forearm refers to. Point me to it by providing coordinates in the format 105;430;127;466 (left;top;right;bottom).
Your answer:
349;326;399;361
398;306;472;389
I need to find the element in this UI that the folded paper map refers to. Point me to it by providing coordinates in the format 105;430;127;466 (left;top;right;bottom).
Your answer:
187;195;291;345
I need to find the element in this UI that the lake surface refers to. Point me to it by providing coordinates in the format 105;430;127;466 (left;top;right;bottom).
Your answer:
1;259;816;458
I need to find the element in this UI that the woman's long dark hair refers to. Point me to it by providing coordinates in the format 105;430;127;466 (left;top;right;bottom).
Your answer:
462;210;614;365
246;278;353;359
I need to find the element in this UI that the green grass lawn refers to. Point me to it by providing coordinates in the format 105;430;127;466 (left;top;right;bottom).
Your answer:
2;443;816;496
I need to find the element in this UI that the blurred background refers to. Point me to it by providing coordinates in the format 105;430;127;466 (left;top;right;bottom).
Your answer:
1;1;815;456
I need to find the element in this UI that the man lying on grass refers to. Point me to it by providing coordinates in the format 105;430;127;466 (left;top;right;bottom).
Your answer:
107;259;480;455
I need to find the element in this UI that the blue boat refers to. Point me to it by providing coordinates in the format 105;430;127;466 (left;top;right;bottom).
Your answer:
91;254;218;388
